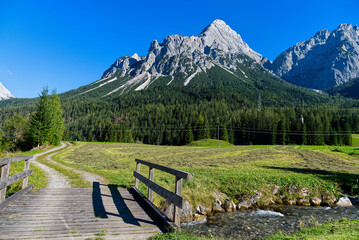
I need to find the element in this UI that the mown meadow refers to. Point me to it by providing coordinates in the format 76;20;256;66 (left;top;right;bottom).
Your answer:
52;139;359;210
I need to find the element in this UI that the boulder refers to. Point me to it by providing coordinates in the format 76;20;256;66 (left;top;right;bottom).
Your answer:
323;196;336;206
298;199;310;206
212;202;225;212
222;199;235;212
196;205;211;215
213;191;228;206
237;200;252;210
310;197;322;206
249;190;262;206
287;200;296;205
193;213;206;222
336;197;353;207
299;187;310;197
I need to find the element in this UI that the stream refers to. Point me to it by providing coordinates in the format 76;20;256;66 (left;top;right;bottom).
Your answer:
182;205;359;239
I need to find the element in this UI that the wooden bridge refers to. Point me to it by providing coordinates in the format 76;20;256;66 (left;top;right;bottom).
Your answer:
0;156;193;239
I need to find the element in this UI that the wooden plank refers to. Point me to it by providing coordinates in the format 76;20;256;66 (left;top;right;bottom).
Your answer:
22;159;30;189
136;159;193;180
0;184;33;211
174;177;183;228
0;164;10;201
148;167;154;202
0;155;33;167
130;185;177;231
133;171;183;208
0;169;33;190
135;162;140;188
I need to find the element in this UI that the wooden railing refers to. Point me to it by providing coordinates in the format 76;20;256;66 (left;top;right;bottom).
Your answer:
133;159;193;228
0;155;33;211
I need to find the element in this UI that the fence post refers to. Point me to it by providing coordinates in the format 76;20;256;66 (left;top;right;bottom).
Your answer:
173;176;183;228
148;167;154;202
22;159;31;189
135;162;141;189
0;163;10;201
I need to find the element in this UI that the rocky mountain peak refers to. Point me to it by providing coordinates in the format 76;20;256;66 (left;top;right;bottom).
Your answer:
265;23;359;90
0;82;14;100
95;19;264;96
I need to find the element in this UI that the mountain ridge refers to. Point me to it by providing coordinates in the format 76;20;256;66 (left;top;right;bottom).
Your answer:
265;23;359;90
81;19;265;97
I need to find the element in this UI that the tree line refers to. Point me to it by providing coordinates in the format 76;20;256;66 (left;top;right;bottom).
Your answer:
1;86;357;152
0;89;64;153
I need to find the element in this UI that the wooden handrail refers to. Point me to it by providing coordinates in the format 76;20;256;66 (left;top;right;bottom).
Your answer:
0;155;33;167
0;155;33;211
133;158;193;228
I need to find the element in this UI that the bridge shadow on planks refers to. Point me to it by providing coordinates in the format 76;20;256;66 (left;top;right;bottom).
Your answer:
92;182;165;230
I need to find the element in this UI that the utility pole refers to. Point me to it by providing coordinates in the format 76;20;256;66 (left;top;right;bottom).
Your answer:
217;125;220;148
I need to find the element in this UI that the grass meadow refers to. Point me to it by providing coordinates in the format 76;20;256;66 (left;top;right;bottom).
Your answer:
53;139;359;210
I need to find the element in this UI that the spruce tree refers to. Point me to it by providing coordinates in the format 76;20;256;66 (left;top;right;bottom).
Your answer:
27;88;64;148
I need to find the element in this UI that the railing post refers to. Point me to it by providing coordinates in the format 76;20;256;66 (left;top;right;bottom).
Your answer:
148;167;154;202
0;163;10;201
22;159;30;189
173;176;183;228
135;162;141;189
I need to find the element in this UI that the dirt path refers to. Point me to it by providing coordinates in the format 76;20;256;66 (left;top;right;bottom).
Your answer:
31;142;70;188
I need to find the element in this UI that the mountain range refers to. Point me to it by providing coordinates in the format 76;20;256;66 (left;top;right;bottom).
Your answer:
264;23;359;90
1;20;359;103
72;20;359;99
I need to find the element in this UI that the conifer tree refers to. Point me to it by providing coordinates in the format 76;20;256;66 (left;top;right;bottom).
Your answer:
27;88;64;148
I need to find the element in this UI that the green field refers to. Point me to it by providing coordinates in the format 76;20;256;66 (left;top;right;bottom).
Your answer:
352;134;359;147
53;140;359;210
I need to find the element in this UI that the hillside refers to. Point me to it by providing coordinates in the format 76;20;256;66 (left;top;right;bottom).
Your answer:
327;77;359;99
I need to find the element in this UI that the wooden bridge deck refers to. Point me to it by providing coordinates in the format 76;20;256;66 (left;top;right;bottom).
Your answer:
0;183;164;239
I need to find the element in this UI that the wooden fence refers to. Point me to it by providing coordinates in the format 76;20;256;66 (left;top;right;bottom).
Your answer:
0;155;33;211
133;158;193;228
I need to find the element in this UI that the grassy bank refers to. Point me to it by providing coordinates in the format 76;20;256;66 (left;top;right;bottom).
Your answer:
268;218;359;240
152;219;359;240
52;140;359;210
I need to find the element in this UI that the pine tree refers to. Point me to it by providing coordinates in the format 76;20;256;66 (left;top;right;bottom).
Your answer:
27;88;64;148
184;125;194;144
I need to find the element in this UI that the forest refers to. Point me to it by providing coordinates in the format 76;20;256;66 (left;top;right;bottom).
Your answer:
1;83;356;152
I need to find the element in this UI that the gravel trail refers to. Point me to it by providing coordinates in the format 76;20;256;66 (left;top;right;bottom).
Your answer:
30;142;70;188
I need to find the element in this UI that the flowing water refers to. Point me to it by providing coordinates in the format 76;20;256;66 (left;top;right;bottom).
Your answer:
182;205;359;239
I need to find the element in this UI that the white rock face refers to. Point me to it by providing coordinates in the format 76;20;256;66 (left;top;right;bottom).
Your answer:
96;19;262;95
0;82;14;100
265;24;359;90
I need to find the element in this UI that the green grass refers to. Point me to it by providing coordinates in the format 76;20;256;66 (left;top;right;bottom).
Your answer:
150;231;217;240
36;147;91;188
52;142;359;210
187;139;234;148
152;219;359;240
267;219;359;240
352;134;359;147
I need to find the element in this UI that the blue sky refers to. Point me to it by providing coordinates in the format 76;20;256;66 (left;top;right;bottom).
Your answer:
1;0;358;98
